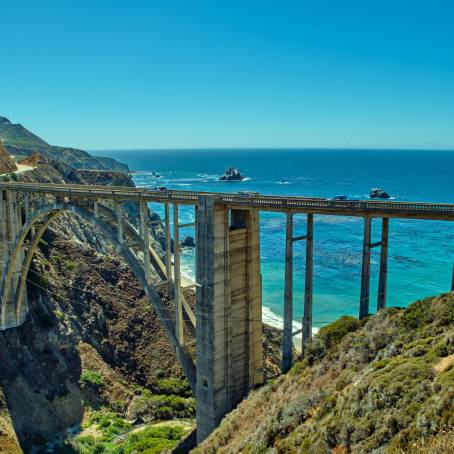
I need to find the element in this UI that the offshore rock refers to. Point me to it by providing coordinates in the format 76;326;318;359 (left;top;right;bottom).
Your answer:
370;187;391;199
219;167;245;181
181;236;196;248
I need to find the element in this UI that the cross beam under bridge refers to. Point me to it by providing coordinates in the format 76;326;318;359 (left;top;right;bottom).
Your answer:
1;182;453;443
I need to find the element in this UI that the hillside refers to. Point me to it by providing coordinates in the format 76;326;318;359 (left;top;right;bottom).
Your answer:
0;116;128;172
195;293;454;453
0;141;18;174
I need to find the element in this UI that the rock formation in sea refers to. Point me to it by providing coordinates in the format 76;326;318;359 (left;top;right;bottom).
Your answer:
370;187;391;199
219;166;245;181
181;236;196;248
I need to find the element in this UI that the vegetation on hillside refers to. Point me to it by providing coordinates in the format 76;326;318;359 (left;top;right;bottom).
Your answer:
0;115;129;171
195;292;454;453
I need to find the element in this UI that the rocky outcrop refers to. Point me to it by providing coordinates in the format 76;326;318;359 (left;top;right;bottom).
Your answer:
0;141;17;174
219;167;245;181
181;236;196;248
370;187;391;199
0;115;129;172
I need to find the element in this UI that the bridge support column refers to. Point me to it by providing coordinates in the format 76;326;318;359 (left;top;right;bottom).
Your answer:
1;190;27;330
173;204;184;345
377;218;389;310
139;200;151;285
0;190;7;279
282;213;293;373
303;213;314;351
196;197;263;443
164;203;172;293
116;201;123;244
359;217;372;319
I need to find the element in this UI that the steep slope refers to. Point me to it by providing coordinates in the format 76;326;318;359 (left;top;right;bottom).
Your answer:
195;294;454;454
0;141;18;174
0;116;128;172
0;157;284;452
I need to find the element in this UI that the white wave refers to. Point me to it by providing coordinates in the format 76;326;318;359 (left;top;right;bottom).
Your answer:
277;181;292;185
262;306;318;351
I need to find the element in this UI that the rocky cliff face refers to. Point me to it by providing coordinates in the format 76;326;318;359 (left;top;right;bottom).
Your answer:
0;141;18;174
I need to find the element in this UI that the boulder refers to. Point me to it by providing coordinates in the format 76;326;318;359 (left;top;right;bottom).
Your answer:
181;236;195;248
219;167;245;181
370;188;391;199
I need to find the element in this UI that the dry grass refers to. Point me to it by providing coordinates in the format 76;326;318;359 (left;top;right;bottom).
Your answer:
401;429;454;453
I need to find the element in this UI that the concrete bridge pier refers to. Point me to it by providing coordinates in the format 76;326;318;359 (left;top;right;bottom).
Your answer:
282;213;314;371
195;196;263;443
360;217;389;319
0;190;28;329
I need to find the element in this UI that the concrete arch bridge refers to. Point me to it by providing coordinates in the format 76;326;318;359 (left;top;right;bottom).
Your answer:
1;182;453;442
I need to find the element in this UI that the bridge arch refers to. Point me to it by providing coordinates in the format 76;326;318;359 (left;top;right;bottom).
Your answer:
0;201;196;389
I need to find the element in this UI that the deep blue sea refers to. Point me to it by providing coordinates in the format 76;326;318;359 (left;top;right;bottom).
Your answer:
95;149;454;335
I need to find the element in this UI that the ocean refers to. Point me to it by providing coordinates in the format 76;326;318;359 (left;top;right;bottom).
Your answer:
94;148;454;335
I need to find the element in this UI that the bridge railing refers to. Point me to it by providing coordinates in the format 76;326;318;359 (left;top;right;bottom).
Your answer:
1;182;454;218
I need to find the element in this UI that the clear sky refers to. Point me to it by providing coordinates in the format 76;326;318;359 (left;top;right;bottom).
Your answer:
1;1;454;150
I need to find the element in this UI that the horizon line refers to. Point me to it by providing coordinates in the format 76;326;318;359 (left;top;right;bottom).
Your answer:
90;146;454;153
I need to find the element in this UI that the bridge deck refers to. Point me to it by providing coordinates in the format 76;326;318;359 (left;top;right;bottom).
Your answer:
1;181;453;220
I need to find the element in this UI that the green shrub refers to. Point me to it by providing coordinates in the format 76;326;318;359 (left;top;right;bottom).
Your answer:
128;392;195;422
153;377;192;397
55;309;66;322
65;260;76;271
80;370;104;389
317;316;361;350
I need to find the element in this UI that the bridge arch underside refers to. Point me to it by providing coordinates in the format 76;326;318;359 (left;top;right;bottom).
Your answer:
0;202;196;389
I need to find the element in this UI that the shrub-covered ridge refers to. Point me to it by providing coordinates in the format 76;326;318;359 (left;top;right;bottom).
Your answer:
194;292;454;453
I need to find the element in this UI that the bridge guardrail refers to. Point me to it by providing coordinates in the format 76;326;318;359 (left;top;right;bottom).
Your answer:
1;182;453;218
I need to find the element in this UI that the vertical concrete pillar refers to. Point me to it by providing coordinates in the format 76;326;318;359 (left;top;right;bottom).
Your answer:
116;201;124;244
451;264;454;292
303;213;314;351
196;197;263;443
377;218;389;310
165;203;172;292
0;190;7;279
140;200;151;284
282;212;293;373
1;190;26;329
93;199;99;218
173;203;184;345
359;217;372;319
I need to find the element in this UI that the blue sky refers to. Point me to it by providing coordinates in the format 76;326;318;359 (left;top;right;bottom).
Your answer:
1;0;453;150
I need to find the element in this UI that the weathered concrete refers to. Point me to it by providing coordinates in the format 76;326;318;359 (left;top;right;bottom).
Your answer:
195;197;263;443
303;213;314;351
377;218;389;310
282;213;293;373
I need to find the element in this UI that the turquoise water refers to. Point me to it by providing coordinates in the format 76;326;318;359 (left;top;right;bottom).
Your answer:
95;149;454;331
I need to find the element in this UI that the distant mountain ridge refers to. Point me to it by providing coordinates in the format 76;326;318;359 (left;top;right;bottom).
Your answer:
0;116;129;172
